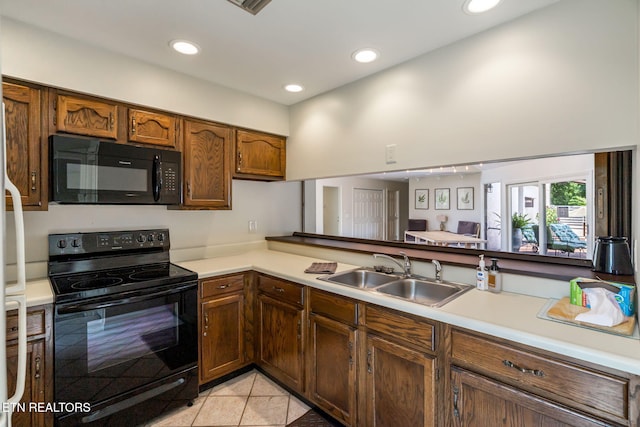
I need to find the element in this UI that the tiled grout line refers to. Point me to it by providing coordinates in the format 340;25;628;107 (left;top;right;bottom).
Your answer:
235;371;257;427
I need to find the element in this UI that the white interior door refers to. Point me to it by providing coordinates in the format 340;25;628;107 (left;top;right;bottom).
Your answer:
322;186;341;235
353;188;384;239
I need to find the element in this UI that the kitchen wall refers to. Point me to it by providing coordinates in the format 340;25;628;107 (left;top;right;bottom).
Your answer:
1;18;301;270
287;0;638;180
287;0;639;283
408;173;481;234
306;176;409;238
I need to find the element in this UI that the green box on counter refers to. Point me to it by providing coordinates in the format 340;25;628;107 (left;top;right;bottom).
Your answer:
569;277;636;317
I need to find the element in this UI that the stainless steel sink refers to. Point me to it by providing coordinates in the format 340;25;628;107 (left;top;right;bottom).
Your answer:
318;268;401;288
375;278;473;307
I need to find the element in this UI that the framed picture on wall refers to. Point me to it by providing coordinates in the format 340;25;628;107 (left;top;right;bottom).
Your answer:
415;189;429;209
435;188;450;210
457;187;474;210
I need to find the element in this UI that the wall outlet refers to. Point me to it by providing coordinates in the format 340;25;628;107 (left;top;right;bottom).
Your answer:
248;220;258;233
385;144;397;164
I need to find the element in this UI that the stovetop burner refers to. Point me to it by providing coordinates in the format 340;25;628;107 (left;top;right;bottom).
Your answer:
48;229;197;304
50;262;197;303
70;276;124;290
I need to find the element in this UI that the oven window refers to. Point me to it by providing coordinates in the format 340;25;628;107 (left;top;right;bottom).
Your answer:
86;303;180;373
67;164;148;192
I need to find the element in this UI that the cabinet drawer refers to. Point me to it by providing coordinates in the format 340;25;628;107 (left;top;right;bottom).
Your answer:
451;330;628;422
201;274;244;299
258;275;303;306
364;305;434;352
6;308;46;341
309;288;357;326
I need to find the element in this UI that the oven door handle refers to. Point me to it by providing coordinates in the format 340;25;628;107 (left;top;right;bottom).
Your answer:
57;283;195;314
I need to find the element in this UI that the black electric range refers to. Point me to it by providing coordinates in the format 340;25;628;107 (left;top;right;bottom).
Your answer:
48;229;198;427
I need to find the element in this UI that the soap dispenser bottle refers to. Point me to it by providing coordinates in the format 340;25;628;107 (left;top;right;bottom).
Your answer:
488;258;502;293
476;255;488;291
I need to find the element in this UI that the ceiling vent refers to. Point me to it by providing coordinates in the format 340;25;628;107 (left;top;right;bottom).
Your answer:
226;0;272;15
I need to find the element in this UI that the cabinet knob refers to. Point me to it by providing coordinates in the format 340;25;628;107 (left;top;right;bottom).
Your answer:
109;112;114;130
31;171;37;191
131;117;137;134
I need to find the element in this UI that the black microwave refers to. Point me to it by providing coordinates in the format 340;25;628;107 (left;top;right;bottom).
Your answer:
50;135;181;205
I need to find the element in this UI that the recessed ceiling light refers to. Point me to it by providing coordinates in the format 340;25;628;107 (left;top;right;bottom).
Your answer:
284;84;304;93
352;48;379;64
463;0;502;14
170;40;200;55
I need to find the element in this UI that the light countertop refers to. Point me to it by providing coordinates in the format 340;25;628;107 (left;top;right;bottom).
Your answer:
179;249;640;376
22;248;640;376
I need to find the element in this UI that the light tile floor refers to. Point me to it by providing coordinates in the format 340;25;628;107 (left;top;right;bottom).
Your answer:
146;370;310;427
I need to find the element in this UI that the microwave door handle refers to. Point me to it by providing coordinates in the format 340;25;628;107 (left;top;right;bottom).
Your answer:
152;155;162;201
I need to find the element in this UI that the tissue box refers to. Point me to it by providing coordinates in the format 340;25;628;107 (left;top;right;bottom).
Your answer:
569;277;636;317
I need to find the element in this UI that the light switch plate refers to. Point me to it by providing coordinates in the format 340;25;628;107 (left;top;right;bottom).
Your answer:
386;144;397;164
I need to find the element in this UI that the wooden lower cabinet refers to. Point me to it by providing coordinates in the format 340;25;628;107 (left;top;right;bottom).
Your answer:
451;367;609;427
257;292;304;392
450;328;636;426
199;274;247;384
308;313;357;426
6;305;52;427
364;334;436;427
200;294;245;382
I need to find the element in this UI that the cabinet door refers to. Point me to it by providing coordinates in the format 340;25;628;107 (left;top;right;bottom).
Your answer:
128;108;177;148
182;119;232;208
308;314;357;426
365;334;436;427
257;294;304;392
200;293;245;383
56;94;118;139
450;367;607;427
234;130;286;180
3;82;44;209
7;339;47;427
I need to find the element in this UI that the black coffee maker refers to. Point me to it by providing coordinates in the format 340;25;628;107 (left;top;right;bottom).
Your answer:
592;236;634;275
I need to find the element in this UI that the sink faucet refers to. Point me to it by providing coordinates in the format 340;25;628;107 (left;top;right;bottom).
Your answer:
373;252;412;277
432;259;442;282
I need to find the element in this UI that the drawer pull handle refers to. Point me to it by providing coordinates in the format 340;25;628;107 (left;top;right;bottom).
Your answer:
35;356;41;380
453;386;460;418
272;286;285;293
366;349;372;373
503;359;544;377
216;284;230;289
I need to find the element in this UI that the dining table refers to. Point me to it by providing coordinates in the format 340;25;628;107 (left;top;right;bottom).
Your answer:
404;230;486;248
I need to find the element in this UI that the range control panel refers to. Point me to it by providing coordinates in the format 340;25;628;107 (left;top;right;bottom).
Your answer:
49;229;170;257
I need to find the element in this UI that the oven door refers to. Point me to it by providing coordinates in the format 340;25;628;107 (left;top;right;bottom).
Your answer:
54;282;198;411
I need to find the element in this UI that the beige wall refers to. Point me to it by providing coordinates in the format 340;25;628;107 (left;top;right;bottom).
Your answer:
1;19;299;267
1;18;289;135
287;0;638;180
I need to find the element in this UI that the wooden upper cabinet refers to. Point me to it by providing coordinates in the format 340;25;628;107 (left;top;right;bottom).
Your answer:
182;119;232;209
128;108;177;148
55;94;118;139
3;81;46;210
234;129;286;181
